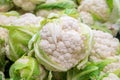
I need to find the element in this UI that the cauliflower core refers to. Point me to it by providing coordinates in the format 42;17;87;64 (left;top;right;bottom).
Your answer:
39;15;86;70
90;30;120;62
78;0;110;21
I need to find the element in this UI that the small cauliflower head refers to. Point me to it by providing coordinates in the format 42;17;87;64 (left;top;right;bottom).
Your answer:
13;0;45;11
33;15;91;71
89;30;120;62
0;27;8;71
102;73;120;80
78;0;110;21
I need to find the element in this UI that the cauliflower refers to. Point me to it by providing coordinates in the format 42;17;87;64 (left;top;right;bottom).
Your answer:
78;0;110;21
103;73;120;80
32;15;92;71
0;13;43;27
13;0;45;11
0;27;8;71
89;30;120;62
79;11;94;26
0;12;44;61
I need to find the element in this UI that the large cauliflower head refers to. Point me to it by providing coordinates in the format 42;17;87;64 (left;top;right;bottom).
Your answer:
34;15;92;71
90;30;120;62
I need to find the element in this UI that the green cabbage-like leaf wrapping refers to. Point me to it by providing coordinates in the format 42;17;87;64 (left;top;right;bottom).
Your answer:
1;25;39;61
36;0;76;10
109;0;120;23
77;23;93;69
9;56;41;80
67;59;117;80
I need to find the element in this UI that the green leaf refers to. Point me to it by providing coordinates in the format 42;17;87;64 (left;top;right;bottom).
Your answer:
36;0;76;10
106;0;113;12
64;8;79;18
9;56;41;80
0;25;39;61
91;22;112;34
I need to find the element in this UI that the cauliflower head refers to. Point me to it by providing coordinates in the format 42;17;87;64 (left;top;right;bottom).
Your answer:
78;0;110;21
13;0;45;11
33;15;92;71
89;30;120;62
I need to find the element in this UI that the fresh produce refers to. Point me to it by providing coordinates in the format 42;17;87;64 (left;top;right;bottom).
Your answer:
0;0;120;80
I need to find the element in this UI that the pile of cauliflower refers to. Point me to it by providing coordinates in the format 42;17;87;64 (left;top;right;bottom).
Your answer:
0;0;120;80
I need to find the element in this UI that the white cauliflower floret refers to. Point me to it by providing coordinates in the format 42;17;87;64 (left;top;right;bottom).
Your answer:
79;11;94;26
36;9;60;17
103;62;120;73
78;0;110;21
103;73;120;80
13;0;44;11
90;30;120;62
0;14;17;25
0;13;43;27
39;15;86;70
0;27;8;42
